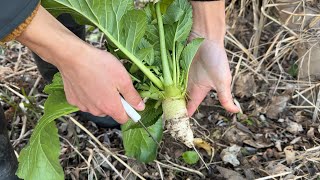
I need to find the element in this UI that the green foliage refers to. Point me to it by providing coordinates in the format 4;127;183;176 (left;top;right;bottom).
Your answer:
17;74;78;180
182;151;199;165
288;63;299;78
122;117;163;162
18;0;205;178
41;1;91;25
181;38;204;89
161;0;203;88
124;100;163;130
163;0;193;50
43;0;163;89
181;38;204;71
137;38;155;66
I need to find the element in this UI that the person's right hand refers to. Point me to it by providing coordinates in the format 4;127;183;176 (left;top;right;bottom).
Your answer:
58;46;145;124
17;6;144;124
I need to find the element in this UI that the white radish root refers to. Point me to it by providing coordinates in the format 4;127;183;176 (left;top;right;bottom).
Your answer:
162;98;194;148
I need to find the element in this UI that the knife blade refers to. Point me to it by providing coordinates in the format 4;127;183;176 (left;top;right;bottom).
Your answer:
120;97;161;147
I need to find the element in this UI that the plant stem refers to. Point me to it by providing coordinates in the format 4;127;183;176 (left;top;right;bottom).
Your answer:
155;3;173;87
99;29;164;90
175;45;180;85
172;42;177;86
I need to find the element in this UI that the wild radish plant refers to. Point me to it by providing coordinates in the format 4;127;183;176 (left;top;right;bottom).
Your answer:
17;0;203;179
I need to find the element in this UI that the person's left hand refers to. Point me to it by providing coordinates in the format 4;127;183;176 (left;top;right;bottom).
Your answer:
186;37;239;116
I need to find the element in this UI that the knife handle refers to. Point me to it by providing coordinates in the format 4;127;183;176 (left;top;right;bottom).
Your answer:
120;97;141;122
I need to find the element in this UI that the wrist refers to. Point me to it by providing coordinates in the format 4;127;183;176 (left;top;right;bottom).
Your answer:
191;1;226;42
16;6;88;69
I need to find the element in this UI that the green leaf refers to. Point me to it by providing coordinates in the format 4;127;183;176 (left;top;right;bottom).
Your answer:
163;0;193;50
160;0;174;13
46;0;163;90
176;41;184;63
137;38;155;65
17;73;78;180
43;73;64;94
288;64;298;78
181;38;203;91
121;10;147;53
123;100;163;131
122;117;163;163
182;151;199;165
181;38;204;71
145;24;161;66
41;1;91;25
17;93;78;180
163;6;184;24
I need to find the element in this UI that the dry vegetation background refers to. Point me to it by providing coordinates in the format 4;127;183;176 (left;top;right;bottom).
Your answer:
0;0;320;179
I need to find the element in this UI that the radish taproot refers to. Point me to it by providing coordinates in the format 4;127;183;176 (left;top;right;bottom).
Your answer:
163;97;194;147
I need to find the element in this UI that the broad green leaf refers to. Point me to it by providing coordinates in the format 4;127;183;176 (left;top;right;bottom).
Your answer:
123;100;163;130
145;25;161;66
122;117;163;163
181;38;204;71
17;73;78;180
46;0;163;90
137;47;154;65
163;0;193;50
145;24;159;44
17;94;78;180
160;0;175;13
182;151;199;165
163;6;184;24
42;1;91;25
137;38;155;65
181;38;203;91
121;10;147;53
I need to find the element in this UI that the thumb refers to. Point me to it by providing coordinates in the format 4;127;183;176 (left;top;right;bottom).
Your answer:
119;81;145;111
187;84;210;117
216;86;239;113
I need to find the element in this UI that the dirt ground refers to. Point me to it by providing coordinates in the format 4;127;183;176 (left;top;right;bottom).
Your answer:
0;0;319;179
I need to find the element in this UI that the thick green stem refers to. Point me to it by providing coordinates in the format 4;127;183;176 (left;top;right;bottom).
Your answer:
156;3;173;87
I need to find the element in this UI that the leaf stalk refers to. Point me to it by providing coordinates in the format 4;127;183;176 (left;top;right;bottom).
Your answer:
100;29;164;90
155;3;173;87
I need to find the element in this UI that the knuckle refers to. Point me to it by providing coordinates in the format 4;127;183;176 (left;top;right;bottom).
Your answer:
98;102;113;115
120;76;132;88
88;108;102;116
91;111;101;116
96;100;107;110
112;112;128;124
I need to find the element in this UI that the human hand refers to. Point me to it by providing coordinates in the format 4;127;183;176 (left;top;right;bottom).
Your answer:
17;6;144;124
58;47;145;124
186;36;239;116
187;1;239;116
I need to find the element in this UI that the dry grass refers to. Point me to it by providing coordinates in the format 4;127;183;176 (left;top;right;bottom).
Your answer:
0;0;320;179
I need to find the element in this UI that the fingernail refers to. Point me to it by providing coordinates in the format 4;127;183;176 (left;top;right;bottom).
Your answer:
137;101;145;110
